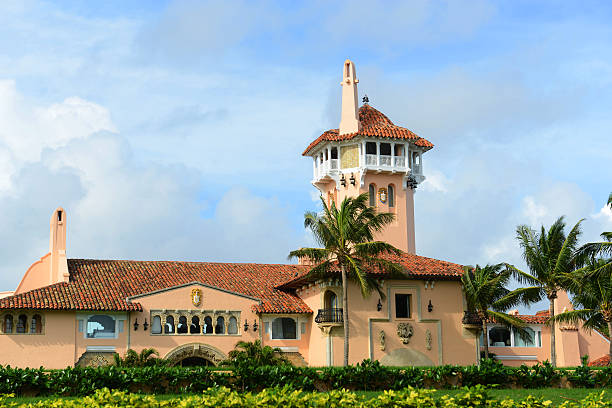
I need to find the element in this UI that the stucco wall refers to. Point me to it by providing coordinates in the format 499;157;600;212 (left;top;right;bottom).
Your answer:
128;283;261;362
0;311;76;368
14;253;52;295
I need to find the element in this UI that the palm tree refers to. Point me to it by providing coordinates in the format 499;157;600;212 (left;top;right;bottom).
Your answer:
506;216;583;367
461;263;528;359
114;348;162;367
223;340;288;367
549;259;612;364
289;193;403;366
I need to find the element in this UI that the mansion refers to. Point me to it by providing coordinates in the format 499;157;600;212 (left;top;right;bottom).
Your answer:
0;60;608;368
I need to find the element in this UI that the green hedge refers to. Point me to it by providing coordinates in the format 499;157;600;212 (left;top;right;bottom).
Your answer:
1;386;611;408
0;359;611;397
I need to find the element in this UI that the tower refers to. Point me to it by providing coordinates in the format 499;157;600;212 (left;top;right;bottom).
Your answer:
303;60;433;254
49;207;69;284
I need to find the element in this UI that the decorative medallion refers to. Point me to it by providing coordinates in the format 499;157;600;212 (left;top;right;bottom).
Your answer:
378;188;388;204
191;288;202;307
425;329;432;350
379;330;386;351
397;322;414;344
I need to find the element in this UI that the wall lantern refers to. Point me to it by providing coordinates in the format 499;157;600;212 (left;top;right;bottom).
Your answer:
427;300;434;313
133;319;139;331
143;319;149;331
377;299;382;311
350;173;356;186
253;320;258;332
340;174;347;187
244;320;249;332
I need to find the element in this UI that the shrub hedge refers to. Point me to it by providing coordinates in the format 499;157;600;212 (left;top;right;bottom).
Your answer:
0;359;611;397
1;386;611;408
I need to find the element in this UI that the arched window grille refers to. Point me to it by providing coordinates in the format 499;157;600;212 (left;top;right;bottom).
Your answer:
165;316;175;334
215;316;225;334
190;316;200;334
30;314;42;334
388;185;395;208
369;184;376;206
16;314;27;334
151;316;162;334
203;316;213;334
3;315;13;334
228;316;238;335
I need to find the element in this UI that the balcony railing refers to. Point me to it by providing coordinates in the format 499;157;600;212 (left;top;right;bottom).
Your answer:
314;308;344;324
365;154;377;166
394;157;406;167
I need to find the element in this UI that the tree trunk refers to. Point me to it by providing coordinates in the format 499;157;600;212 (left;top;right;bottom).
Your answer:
549;297;557;367
341;264;349;367
608;321;612;365
481;317;489;360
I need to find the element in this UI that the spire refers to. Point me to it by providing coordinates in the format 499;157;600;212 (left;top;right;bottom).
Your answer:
339;59;360;135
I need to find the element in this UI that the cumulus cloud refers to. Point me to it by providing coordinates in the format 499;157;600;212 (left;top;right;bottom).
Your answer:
0;83;305;290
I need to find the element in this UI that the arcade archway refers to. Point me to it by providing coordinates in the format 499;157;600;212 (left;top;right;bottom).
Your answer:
164;343;227;367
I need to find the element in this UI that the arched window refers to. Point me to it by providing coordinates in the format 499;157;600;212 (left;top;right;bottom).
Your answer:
3;315;13;334
190;316;200;334
151;316;162;334
203;316;213;334
30;314;42;334
165;316;175;334
489;326;511;347
228;316;238;335
388;185;395;207
86;315;116;338
215;316;225;334
177;316;188;334
369;184;376;206
271;317;297;339
16;314;27;334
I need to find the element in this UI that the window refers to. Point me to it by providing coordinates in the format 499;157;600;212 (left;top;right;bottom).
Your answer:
366;142;377;154
215;316;225;334
513;327;538;347
489;326;511;347
86;315;116;339
324;290;338;310
388;185;395;208
190;316;200;334
151;316;162;334
30;314;42;334
271;317;297;339
395;294;411;318
331;147;338;159
228;316;238;335
203;316;213;334
16;314;27;333
165;316;175;334
177;316;188;334
380;143;391;156
369;184;376;206
3;315;13;334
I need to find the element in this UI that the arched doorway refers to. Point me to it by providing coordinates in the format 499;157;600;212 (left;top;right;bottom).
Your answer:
164;343;227;366
324;290;338;309
177;356;215;367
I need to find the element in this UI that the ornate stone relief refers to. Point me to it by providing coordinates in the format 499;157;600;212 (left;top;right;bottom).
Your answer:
425;329;432;350
379;330;386;351
396;323;414;344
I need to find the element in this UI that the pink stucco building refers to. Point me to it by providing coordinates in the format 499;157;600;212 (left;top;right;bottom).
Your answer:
0;60;607;368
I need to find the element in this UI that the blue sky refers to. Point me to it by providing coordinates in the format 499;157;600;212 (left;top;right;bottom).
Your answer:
0;0;611;312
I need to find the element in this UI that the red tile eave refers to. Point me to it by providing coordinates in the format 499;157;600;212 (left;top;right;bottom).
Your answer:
276;252;464;290
302;105;434;156
0;259;313;315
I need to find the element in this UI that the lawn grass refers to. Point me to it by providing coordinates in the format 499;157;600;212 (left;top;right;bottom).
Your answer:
357;388;611;405
5;388;610;405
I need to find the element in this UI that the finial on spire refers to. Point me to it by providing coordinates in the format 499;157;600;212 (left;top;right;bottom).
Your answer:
362;94;369;104
339;59;360;135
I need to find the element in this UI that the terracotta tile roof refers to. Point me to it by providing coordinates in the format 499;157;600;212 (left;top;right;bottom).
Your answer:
515;311;549;324
303;104;434;155
0;259;312;314
277;251;464;289
588;355;610;366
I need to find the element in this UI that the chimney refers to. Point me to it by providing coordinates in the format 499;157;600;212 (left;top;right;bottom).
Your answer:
338;59;360;135
49;207;69;284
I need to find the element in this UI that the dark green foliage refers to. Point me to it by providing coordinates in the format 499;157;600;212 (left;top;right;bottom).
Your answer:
0;359;611;397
